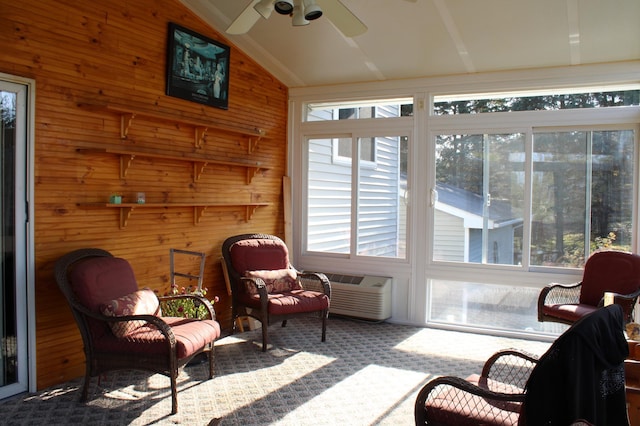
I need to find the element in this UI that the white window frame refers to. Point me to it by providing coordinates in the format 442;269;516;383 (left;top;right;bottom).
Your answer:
289;62;640;330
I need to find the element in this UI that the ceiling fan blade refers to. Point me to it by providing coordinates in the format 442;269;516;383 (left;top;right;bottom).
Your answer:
226;0;262;35
317;0;368;37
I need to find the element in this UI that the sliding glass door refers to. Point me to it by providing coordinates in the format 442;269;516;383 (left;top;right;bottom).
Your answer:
0;79;31;399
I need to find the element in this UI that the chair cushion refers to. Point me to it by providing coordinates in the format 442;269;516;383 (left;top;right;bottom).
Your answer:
579;251;640;306
69;256;139;312
244;269;301;294
240;289;329;316
93;317;221;359
542;303;599;323
100;288;161;338
424;374;522;426
230;238;289;273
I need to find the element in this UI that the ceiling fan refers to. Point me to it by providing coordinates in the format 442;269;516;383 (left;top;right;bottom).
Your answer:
226;0;416;38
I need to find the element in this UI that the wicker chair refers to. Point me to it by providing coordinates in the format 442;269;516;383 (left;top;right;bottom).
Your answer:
538;250;640;325
221;233;331;351
54;248;221;414
414;305;629;425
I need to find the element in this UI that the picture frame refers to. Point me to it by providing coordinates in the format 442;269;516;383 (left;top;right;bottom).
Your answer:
166;23;230;109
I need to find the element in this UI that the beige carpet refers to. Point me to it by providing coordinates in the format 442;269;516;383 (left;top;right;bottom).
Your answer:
0;317;551;425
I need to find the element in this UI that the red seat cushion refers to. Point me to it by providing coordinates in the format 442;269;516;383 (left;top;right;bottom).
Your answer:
542;303;599;323
93;317;221;359
239;289;329;315
424;374;522;426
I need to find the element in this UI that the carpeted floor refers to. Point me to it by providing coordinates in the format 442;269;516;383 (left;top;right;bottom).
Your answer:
0;317;551;425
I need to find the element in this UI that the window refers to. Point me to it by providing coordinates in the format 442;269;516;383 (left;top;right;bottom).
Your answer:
293;70;640;337
433;86;640;115
335;137;375;163
530;129;634;267
434;132;526;265
306;134;408;258
306;98;413;121
433;128;634;268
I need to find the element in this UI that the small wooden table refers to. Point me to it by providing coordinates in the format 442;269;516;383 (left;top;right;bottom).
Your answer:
625;341;640;424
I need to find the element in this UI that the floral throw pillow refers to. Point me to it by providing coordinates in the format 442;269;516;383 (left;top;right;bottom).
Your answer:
100;288;160;338
244;269;300;294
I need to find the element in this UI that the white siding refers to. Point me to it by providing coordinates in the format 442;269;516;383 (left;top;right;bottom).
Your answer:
433;209;466;262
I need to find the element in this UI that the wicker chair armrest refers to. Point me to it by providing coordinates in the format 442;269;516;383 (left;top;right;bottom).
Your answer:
158;293;216;320
480;348;539;389
240;277;269;312
595;287;640;322
538;281;582;307
92;312;176;344
414;375;526;425
298;271;331;298
600;286;640;302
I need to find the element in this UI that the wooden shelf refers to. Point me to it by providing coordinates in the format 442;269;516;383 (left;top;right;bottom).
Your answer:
77;202;269;229
77;146;268;184
79;103;266;150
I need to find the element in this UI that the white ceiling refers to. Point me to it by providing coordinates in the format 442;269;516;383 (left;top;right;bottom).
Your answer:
181;0;640;88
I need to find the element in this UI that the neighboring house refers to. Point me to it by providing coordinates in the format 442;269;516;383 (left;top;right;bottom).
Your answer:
434;183;523;264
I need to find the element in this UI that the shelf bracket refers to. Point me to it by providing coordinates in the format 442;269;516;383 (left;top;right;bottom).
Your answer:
120;113;136;139
193;161;208;182
247;129;265;154
245;205;260;222
120;206;135;229
194;206;208;225
120;154;135;179
195;126;208;149
246;167;261;185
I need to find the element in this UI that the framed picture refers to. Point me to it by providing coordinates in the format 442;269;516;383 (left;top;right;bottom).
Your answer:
166;23;230;109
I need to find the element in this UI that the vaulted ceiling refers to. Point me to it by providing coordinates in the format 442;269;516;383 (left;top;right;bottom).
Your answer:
181;0;640;88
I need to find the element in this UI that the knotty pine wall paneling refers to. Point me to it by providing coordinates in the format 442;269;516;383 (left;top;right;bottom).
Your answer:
0;0;288;389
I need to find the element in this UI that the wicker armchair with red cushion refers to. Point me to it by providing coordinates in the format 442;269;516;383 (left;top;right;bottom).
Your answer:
221;234;331;352
415;305;629;425
54;248;221;414
538;250;640;325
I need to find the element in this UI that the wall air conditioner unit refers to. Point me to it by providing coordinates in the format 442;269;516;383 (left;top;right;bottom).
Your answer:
302;273;392;321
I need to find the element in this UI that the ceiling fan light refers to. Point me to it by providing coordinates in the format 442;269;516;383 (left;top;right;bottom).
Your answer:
292;4;309;26
254;0;274;19
274;0;294;15
303;0;322;20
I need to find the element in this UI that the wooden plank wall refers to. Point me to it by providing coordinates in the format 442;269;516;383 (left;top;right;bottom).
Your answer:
0;0;288;389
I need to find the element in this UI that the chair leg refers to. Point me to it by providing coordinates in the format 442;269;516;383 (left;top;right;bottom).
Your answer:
261;317;269;352
80;371;91;402
321;311;327;342
170;370;178;414
208;347;215;379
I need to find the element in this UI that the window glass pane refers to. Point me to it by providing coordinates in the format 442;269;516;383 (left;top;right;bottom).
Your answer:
357;136;408;258
307;137;351;253
428;279;566;334
434;88;640;115
307;135;408;259
434;133;525;265
306;98;413;121
0;91;17;387
531;130;634;267
335;137;374;162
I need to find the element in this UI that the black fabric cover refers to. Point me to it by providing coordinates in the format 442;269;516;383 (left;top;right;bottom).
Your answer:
522;304;629;426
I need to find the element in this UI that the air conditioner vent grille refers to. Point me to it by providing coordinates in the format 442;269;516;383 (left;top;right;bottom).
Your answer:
324;273;364;285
